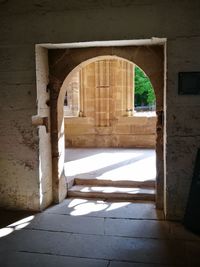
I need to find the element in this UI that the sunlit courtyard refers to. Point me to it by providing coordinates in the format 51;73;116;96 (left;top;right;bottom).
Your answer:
64;148;156;185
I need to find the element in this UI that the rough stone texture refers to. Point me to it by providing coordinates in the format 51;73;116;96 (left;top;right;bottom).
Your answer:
65;116;156;148
35;46;53;209
0;1;199;220
64;71;80;117
0;43;40;210
165;36;200;219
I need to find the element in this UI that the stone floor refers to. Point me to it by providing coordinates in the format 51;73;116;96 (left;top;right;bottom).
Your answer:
0;198;200;267
64;148;156;184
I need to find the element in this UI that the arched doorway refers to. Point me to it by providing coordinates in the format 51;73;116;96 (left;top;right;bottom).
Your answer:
62;57;157;201
48;46;164;209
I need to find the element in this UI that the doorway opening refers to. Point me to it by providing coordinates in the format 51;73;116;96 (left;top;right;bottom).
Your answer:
35;39;166;213
62;57;157;201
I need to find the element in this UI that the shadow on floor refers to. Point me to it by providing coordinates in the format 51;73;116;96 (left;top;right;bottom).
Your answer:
0;198;200;267
0;209;37;228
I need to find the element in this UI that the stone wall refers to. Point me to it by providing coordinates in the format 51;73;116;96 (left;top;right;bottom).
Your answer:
0;0;200;220
64;71;80;117
65;116;156;148
64;58;156;148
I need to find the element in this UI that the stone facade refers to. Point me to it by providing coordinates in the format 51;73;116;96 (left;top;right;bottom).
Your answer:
64;59;156;148
65;116;156;148
64;71;80;117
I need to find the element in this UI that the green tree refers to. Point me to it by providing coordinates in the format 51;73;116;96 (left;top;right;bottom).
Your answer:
134;66;155;107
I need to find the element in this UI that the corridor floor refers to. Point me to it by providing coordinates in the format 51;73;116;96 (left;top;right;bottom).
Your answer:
0;198;200;267
64;148;156;184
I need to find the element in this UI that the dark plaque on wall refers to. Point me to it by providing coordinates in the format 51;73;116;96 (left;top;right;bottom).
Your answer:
178;72;200;95
184;149;200;235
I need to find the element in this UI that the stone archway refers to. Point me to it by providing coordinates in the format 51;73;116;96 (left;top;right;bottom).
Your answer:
48;46;164;209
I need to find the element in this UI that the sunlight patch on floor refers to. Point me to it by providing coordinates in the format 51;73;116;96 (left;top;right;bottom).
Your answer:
68;198;130;216
64;148;156;182
0;215;35;238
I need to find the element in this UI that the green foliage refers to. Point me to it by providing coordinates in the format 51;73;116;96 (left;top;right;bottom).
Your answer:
134;66;155;107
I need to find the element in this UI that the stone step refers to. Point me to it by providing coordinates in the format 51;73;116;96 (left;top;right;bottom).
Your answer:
68;185;155;201
74;178;155;189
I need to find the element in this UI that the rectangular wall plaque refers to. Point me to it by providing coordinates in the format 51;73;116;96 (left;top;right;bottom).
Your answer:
178;72;200;95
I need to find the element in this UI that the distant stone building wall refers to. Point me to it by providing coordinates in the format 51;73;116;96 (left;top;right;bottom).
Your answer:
64;71;80;117
64;59;156;148
65;116;156;148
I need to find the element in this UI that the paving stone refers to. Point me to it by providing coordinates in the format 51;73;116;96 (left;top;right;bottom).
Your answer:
109;261;184;267
105;218;170;239
65;148;156;182
169;222;200;241
1;200;200;267
185;241;200;266
26;213;104;235
45;198;164;220
0;251;108;267
0;229;186;265
0;209;35;228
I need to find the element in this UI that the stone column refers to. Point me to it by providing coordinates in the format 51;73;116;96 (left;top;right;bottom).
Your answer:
79;68;85;117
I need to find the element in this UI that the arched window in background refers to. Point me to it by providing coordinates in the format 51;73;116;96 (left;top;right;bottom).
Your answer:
134;66;156;113
64;59;156;119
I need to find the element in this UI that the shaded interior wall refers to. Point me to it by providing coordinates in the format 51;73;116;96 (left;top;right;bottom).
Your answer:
0;45;39;209
64;59;156;148
35;46;53;209
0;1;199;220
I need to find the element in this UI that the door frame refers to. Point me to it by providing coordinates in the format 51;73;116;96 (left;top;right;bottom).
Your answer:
35;38;167;211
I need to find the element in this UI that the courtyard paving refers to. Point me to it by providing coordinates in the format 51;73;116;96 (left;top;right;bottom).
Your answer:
64;148;156;184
